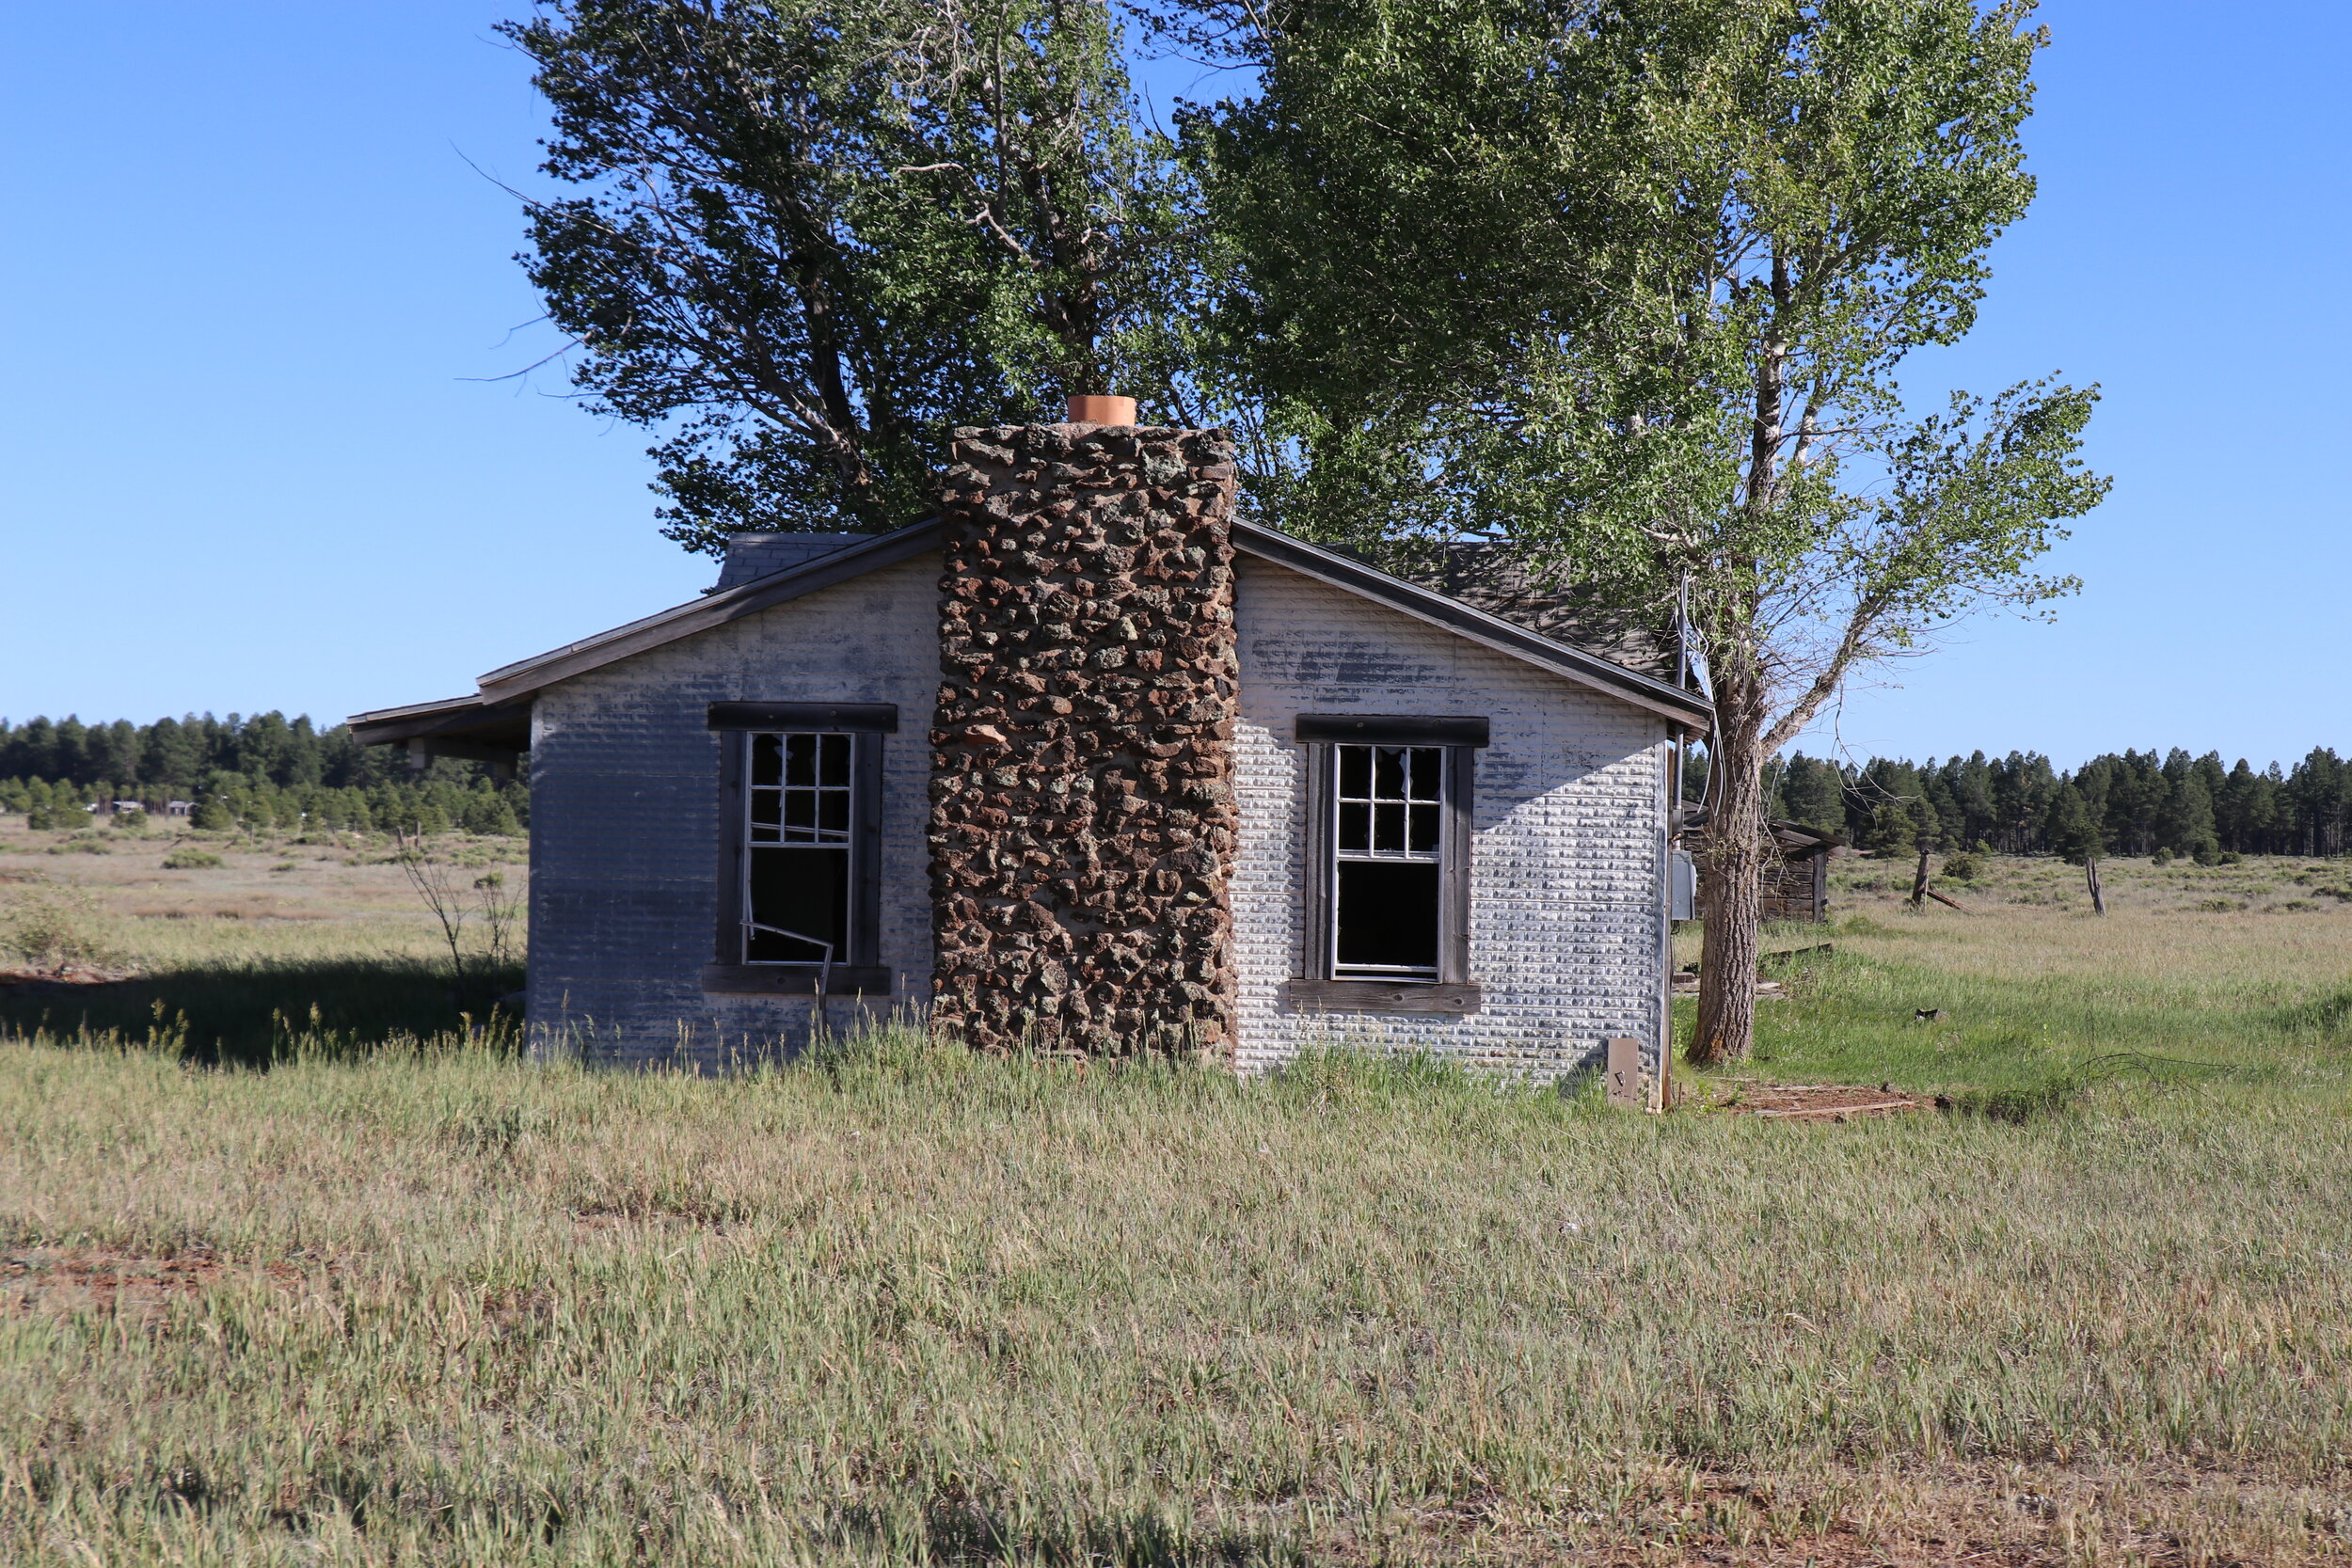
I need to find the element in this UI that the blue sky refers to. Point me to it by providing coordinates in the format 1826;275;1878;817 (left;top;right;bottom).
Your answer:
1;2;2343;769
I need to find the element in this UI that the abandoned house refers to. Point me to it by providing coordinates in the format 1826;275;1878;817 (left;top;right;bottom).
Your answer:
350;419;1712;1092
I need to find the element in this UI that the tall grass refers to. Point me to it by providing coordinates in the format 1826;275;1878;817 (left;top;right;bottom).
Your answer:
3;852;2349;1560
1692;898;2352;1099
0;1012;2346;1562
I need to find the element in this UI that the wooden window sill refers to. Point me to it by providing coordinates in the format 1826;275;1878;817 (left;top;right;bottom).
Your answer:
701;964;894;996
1279;978;1483;1015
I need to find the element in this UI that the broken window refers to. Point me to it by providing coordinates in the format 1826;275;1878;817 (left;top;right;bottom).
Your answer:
705;702;896;993
1292;714;1486;994
1331;743;1446;976
743;731;853;964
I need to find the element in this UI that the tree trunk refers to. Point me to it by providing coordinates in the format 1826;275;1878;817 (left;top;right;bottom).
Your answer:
1689;676;1768;1067
1686;257;1798;1069
2085;857;2105;915
1909;845;1931;907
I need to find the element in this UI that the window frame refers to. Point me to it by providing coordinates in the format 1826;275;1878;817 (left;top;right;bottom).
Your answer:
1289;715;1484;1013
704;702;895;995
1326;741;1450;979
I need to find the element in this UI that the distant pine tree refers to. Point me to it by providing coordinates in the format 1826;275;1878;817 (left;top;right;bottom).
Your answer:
1864;800;1918;854
2160;771;2219;862
2045;784;2104;865
1776;755;1847;835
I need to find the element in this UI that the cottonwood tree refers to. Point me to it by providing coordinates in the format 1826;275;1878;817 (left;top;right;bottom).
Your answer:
506;0;1192;547
1169;0;1637;540
1184;0;2108;1062
1554;1;2109;1065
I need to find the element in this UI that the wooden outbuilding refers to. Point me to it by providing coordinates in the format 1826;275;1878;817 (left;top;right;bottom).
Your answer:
1758;820;1842;924
1677;810;1847;925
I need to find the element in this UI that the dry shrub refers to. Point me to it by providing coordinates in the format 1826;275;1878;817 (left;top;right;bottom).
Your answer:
1;887;120;974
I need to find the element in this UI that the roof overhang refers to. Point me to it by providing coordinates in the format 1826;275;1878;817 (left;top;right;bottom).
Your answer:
347;692;532;764
349;515;1713;742
471;521;946;704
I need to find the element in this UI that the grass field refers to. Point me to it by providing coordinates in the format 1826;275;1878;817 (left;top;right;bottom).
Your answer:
2;822;2349;1563
0;814;525;1060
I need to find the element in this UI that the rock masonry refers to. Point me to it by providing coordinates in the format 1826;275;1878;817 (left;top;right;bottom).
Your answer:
928;421;1241;1055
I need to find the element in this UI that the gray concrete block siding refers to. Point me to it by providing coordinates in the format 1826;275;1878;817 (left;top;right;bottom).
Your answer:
1230;558;1671;1080
526;554;939;1065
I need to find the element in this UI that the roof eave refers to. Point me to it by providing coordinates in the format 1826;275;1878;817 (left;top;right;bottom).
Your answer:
358;513;1712;738
472;519;946;703
347;693;532;751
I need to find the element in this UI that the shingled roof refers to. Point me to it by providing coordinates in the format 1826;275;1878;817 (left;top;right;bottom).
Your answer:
351;521;1713;753
1334;541;1687;687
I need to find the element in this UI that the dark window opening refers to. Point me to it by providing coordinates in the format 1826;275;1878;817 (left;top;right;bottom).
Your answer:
1335;860;1441;972
743;731;853;965
1329;742;1447;978
707;705;892;994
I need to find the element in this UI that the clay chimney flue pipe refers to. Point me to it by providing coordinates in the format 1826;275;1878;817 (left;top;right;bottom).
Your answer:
1065;394;1137;426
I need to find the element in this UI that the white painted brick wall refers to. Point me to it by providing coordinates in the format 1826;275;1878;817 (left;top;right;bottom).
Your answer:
526;557;939;1066
1231;558;1669;1080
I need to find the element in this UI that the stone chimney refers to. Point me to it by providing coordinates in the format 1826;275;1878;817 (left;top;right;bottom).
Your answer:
928;420;1241;1055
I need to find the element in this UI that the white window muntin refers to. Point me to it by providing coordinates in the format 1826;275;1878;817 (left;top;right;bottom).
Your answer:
742;730;853;964
1328;742;1447;978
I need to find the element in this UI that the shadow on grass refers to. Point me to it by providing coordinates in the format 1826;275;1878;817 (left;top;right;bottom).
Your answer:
2268;985;2352;1044
828;1497;1300;1567
0;956;525;1067
1936;1053;2231;1122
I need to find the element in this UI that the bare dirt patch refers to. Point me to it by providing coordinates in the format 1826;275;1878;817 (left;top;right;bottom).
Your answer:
0;1244;306;1320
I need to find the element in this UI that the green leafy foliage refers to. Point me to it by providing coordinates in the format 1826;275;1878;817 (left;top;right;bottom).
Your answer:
506;0;1200;546
1173;0;2109;1063
1185;0;2106;602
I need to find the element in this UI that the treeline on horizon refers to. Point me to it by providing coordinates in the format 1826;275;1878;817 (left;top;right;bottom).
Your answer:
0;712;526;837
9;713;2349;861
1709;746;2352;862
